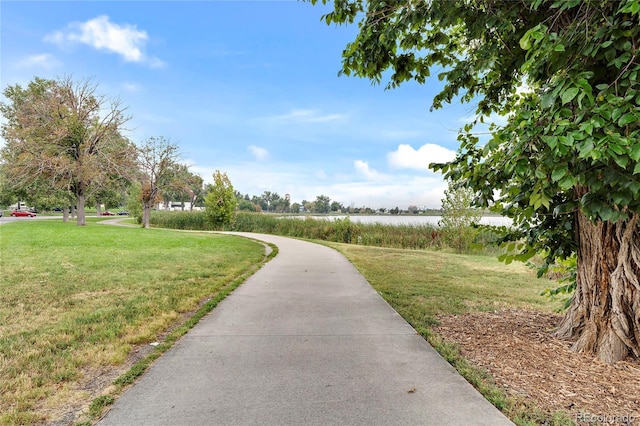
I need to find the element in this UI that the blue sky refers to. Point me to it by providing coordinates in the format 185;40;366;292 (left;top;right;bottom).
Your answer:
1;1;481;209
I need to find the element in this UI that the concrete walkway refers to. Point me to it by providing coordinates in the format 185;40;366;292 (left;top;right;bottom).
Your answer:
99;233;513;425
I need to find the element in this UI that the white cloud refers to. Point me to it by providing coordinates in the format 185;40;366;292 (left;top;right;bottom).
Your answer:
388;143;456;171
271;109;344;123
354;160;386;181
148;57;167;69
315;169;328;180
317;175;448;209
248;145;269;161
194;161;448;209
44;15;164;67
121;82;141;93
17;53;61;69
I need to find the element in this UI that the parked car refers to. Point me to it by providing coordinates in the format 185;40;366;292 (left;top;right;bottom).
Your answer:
101;211;116;216
11;210;36;217
53;207;63;212
117;211;129;216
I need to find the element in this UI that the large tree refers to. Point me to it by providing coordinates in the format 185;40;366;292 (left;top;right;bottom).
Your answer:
163;163;204;211
0;76;136;225
315;194;332;214
136;136;181;228
315;0;640;363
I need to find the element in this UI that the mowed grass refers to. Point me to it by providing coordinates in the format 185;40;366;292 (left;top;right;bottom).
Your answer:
324;243;561;326
0;220;266;425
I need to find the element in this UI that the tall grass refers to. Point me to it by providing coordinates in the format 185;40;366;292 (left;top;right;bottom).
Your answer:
147;210;214;230
149;211;501;253
233;212;445;249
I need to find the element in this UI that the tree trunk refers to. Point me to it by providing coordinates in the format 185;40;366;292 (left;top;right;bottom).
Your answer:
555;210;640;364
63;207;69;223
142;205;151;228
76;192;86;226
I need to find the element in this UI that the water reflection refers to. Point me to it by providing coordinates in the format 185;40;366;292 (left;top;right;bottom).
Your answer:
298;215;512;227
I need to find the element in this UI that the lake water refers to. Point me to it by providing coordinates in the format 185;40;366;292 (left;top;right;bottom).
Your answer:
299;215;512;227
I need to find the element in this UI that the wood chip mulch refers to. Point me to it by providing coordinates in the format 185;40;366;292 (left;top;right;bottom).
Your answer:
432;309;640;425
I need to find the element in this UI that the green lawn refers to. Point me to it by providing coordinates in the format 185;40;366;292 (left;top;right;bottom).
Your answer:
0;220;565;425
324;243;561;325
0;220;267;425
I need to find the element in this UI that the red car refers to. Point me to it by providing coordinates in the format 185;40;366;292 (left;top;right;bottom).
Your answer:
10;210;36;217
101;211;116;216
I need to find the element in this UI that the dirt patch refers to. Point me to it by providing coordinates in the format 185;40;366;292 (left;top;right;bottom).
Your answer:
43;344;156;425
433;309;640;424
42;299;211;425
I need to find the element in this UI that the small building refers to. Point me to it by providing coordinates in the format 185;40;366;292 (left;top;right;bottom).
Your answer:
155;201;202;211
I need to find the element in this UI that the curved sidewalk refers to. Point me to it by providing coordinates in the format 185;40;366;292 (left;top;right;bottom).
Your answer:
99;233;513;425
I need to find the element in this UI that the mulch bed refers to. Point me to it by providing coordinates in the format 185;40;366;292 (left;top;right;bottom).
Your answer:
433;309;640;425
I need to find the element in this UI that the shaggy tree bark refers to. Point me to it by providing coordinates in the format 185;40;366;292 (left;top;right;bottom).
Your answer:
555;205;640;363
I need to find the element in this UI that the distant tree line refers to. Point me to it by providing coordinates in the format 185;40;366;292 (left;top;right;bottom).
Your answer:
234;191;447;216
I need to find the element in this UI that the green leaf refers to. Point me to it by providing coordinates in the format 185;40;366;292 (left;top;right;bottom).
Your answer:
558;175;575;190
578;140;594;158
633;162;640;175
540;193;551;209
608;143;626;155
612;192;630;206
514;250;537;262
621;0;640;14
541;136;558;149
519;32;532;50
575;79;593;105
630;144;640;161
599;207;613;221
498;253;514;265
561;87;579;105
530;193;541;209
551;167;566;182
541;92;555;108
612;107;624;122
613;154;629;168
542;81;565;109
618;113;637;126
